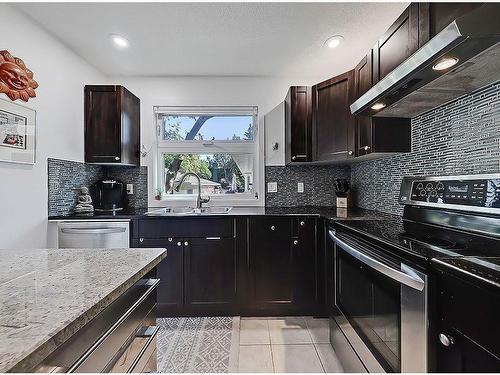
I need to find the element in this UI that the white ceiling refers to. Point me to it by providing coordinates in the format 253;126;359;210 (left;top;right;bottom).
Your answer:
14;2;408;81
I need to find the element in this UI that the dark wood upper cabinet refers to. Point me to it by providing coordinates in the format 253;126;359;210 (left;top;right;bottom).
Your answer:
373;3;419;83
418;3;483;47
285;86;312;163
373;3;483;84
354;53;411;157
84;85;140;166
312;70;356;162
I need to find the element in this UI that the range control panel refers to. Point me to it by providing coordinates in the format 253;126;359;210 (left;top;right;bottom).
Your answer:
409;178;500;208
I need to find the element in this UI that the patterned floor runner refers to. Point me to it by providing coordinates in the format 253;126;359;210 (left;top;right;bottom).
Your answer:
157;317;240;373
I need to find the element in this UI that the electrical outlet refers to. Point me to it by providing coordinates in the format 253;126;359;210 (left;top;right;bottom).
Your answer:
126;184;134;195
267;182;278;193
297;182;304;193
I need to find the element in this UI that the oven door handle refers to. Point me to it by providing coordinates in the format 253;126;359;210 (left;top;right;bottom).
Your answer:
329;230;425;291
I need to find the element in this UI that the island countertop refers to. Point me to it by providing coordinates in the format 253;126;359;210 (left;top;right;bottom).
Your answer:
0;247;166;373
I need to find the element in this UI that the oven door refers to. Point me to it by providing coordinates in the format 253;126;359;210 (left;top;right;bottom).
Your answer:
329;229;428;373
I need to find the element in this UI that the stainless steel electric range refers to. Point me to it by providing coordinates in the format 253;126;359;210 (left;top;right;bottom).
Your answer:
329;174;500;373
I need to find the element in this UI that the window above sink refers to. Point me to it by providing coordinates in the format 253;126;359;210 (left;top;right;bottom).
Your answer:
153;106;262;207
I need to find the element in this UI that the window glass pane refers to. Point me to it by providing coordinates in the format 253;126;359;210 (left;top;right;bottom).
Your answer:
161;115;254;141
164;153;253;195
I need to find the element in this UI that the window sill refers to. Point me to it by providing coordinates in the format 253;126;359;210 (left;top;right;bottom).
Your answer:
149;194;263;208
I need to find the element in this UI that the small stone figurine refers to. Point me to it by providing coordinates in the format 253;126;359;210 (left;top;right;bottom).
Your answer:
74;186;94;213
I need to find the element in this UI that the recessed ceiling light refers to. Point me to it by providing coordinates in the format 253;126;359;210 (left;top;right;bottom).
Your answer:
371;102;386;111
432;57;459;71
110;34;130;50
324;35;344;49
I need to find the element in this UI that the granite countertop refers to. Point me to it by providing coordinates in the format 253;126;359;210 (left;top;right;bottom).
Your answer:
48;206;389;221
0;247;166;373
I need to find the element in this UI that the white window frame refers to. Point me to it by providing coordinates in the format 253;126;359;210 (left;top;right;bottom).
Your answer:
153;106;263;207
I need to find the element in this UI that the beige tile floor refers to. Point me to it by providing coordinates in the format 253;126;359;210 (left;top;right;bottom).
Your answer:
237;317;344;373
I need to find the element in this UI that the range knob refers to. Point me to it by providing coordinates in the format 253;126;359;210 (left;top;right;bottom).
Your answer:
436;182;444;190
420;190;427;197
416;182;424;189
426;183;433;190
430;190;438;197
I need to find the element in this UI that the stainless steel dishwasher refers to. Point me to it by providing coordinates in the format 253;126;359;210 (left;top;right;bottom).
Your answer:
57;221;130;248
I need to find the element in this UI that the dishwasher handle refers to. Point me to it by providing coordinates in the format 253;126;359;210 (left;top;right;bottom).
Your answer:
61;227;127;235
329;230;425;291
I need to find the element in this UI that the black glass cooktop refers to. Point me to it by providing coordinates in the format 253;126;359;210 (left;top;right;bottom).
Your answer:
334;217;500;261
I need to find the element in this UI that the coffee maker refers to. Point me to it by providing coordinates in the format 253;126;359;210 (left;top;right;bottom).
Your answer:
91;178;128;211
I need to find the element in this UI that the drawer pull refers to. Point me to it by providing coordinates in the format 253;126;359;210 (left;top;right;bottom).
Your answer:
300;221;305;226
206;237;221;240
109;326;159;373
67;279;160;372
271;225;276;231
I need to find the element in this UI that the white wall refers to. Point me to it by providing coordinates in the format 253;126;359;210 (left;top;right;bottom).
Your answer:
109;76;315;206
0;4;106;249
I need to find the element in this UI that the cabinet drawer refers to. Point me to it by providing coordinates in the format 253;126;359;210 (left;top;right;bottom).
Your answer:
138;217;234;238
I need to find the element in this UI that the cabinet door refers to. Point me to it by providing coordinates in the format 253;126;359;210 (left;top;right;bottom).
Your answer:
84;85;121;164
293;217;317;310
119;87;140;166
313;71;356;161
249;217;294;310
139;238;184;316
373;3;419;83
354;54;373;157
184;237;237;312
285;86;312;163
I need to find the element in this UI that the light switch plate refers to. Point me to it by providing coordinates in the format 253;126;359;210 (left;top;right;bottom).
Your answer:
126;184;134;195
267;182;278;193
297;182;304;193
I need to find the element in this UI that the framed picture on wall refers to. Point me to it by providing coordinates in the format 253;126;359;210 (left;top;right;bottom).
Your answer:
0;98;36;164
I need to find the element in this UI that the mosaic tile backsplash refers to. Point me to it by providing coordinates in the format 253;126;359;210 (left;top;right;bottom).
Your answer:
351;82;500;215
265;164;350;207
48;158;148;216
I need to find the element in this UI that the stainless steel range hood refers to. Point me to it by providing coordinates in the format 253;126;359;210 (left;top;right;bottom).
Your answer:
350;4;500;118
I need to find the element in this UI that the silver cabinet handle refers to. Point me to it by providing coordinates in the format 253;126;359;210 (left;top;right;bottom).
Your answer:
177;241;182;246
292;156;296;161
293;240;298;245
348;150;353;156
439;333;454;347
359;145;371;151
300;221;305;226
270;225;275;231
139;238;144;243
184;241;189;246
61;227;126;234
329;230;425;291
126;326;160;373
168;237;173;242
114;156;120;161
206;237;221;240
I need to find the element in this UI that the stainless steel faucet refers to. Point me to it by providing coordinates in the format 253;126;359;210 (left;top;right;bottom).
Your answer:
175;172;210;209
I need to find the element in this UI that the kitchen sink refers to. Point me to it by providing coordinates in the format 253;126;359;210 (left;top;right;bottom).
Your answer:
145;207;232;216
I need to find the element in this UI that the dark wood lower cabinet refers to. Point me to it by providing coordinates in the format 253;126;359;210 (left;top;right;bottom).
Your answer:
248;216;319;315
249;217;294;310
436;270;500;372
137;216;322;317
184;237;237;313
139;238;184;316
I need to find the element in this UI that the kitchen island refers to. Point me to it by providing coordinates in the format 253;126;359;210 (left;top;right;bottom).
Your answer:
0;247;166;373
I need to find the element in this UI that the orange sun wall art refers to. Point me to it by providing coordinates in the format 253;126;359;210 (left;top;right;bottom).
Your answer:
0;50;38;102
